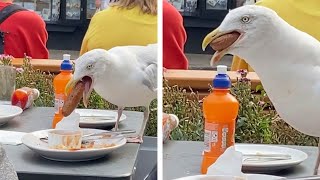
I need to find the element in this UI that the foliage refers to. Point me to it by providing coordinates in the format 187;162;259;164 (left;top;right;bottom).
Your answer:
163;79;203;141
13;56;157;136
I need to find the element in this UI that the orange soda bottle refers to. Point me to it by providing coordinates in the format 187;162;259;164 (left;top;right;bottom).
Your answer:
201;65;239;174
52;54;73;128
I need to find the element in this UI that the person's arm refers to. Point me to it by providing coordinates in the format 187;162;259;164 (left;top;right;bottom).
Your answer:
80;16;96;55
79;33;89;56
24;13;49;59
163;1;188;69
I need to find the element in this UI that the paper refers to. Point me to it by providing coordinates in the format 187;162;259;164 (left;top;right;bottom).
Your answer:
207;146;245;178
0;130;26;145
55;112;81;131
206;146;285;180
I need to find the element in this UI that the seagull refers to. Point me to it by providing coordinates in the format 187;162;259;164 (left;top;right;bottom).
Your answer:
66;44;157;143
202;5;320;175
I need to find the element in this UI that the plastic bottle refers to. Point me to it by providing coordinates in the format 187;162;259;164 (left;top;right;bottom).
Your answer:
52;54;73;128
11;87;40;110
201;65;239;174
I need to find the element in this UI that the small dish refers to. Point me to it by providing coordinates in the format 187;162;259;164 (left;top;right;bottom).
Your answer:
0;105;23;125
48;129;83;150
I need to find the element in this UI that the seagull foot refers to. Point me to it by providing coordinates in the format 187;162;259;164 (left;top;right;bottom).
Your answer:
126;136;143;144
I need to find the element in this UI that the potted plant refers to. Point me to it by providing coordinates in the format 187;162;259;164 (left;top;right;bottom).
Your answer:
0;55;15;105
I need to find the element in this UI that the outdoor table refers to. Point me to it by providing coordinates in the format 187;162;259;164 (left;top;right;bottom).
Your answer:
1;107;144;180
164;140;317;180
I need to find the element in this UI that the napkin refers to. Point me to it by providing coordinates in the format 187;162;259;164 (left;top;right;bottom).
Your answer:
206;146;285;180
207;146;245;178
55;112;81;131
0;130;26;145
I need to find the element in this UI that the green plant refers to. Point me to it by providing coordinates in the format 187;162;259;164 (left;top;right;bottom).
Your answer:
0;55;13;66
163;79;203;141
15;55;54;107
231;70;274;144
14;56;157;137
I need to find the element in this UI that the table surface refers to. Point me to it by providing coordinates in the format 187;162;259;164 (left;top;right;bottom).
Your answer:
163;140;318;180
1;107;144;180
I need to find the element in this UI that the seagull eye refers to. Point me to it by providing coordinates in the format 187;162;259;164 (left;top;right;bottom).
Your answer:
87;64;93;69
241;16;250;23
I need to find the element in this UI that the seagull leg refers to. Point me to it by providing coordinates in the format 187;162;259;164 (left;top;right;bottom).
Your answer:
127;106;149;144
314;138;320;175
112;107;124;132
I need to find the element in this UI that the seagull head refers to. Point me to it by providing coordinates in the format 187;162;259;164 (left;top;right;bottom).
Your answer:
202;5;279;66
65;49;111;107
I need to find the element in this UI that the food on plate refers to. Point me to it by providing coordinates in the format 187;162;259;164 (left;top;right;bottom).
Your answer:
48;130;82;150
62;81;85;117
210;32;240;51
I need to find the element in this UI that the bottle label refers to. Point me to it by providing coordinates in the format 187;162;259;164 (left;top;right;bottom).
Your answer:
204;122;235;153
54;93;66;114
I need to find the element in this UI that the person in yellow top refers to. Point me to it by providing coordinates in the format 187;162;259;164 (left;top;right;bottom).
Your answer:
80;0;157;55
231;0;320;72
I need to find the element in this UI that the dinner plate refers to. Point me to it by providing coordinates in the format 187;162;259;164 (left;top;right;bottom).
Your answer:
21;128;126;162
0;105;23;126
236;144;308;172
174;174;284;180
75;109;126;128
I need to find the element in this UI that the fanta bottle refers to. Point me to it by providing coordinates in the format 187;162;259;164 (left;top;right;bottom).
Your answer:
201;65;239;174
52;54;73;128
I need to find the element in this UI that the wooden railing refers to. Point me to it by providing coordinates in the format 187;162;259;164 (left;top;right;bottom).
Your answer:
164;69;261;98
12;58;66;74
12;59;262;98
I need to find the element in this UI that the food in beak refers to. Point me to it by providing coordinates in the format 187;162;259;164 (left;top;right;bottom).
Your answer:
210;32;240;51
62;81;85;117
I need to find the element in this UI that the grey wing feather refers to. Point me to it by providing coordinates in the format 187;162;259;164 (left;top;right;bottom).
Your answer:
142;63;157;92
133;44;158;92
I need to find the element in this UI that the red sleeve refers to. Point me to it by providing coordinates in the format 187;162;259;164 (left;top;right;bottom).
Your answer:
163;0;189;70
13;11;49;59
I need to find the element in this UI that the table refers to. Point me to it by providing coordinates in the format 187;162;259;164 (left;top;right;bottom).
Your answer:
1;107;144;180
163;141;318;180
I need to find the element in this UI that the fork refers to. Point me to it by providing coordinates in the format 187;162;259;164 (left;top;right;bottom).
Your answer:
242;153;292;162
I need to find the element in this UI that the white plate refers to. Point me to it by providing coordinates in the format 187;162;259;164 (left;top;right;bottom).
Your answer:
236;144;308;172
75;109;126;128
174;174;284;180
21;128;126;162
0;105;22;125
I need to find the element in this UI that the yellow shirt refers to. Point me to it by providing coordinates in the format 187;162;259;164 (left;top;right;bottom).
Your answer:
80;6;157;55
231;0;320;72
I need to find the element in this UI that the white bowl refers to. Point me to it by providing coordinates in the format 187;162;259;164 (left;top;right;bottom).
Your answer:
0;105;23;125
48;129;83;150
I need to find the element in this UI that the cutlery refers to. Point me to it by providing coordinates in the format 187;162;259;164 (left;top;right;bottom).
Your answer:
39;129;136;142
242;153;291;162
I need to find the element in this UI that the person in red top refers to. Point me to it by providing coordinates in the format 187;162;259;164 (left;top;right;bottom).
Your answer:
0;1;49;59
163;0;189;70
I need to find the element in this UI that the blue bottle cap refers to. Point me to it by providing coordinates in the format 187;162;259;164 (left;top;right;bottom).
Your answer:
213;65;231;89
60;54;72;71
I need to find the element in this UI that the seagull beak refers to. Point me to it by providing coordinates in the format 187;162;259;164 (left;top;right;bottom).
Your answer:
65;78;77;95
202;28;229;66
202;28;220;51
